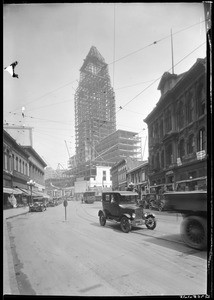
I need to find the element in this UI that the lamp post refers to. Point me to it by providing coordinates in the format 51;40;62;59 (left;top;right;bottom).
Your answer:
27;179;35;206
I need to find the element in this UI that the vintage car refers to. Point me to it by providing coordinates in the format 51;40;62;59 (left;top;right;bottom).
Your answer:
98;191;156;233
29;198;46;212
163;191;207;250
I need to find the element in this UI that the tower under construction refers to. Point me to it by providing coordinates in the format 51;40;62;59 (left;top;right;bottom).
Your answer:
74;46;116;175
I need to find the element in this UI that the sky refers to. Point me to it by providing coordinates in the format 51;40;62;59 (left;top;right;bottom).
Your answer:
3;3;207;170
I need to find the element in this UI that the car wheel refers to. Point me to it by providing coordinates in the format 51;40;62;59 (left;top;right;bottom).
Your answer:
99;213;106;226
145;216;156;230
181;216;207;250
120;216;131;233
158;204;163;211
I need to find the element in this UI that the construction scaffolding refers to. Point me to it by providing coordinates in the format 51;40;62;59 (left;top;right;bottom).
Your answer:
75;46;116;169
94;129;142;166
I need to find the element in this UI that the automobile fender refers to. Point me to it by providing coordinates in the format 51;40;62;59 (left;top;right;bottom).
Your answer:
145;213;156;219
98;210;106;217
120;213;132;220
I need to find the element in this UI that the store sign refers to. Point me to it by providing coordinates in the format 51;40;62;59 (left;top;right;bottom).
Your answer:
196;150;206;160
177;157;182;166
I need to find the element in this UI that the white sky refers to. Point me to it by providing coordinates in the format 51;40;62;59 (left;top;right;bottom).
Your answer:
3;3;207;169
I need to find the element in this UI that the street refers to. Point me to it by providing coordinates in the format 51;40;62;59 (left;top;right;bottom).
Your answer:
4;201;207;296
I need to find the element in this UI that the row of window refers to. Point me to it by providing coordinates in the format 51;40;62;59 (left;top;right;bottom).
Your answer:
149;82;205;142
3;149;44;178
150;128;206;170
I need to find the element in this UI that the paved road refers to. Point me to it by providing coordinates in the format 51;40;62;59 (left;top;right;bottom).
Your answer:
4;201;207;296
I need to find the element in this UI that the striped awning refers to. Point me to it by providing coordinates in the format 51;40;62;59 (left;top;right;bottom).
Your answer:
3;187;22;195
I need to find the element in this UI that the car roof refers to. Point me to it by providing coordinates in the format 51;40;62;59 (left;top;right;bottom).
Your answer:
102;191;139;196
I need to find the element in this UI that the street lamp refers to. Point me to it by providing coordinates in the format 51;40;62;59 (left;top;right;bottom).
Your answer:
27;179;35;206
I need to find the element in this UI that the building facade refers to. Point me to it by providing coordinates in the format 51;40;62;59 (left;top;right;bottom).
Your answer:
111;157;144;190
3;130;47;208
144;58;207;193
126;161;149;197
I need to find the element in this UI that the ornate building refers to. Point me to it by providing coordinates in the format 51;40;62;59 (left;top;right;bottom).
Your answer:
144;58;207;193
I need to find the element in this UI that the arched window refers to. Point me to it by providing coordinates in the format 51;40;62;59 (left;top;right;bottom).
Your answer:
187;134;194;154
178;139;185;157
197;128;206;151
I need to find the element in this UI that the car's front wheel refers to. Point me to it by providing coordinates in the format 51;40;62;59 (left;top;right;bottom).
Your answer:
99;213;106;226
145;216;156;230
120;216;131;233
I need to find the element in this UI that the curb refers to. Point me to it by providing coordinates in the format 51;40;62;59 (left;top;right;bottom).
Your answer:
5;211;29;220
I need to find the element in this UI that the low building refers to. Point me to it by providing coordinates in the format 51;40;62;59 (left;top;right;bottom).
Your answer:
126;161;149;197
111;157;144;190
3;130;48;208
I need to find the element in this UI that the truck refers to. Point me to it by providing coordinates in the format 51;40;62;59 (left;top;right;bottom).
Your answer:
163;190;207;250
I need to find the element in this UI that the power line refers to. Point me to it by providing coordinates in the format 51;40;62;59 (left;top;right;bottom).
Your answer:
7;79;77;114
117;42;206;111
107;19;206;65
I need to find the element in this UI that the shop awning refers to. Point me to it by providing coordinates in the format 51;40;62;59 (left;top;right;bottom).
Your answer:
15;187;31;195
3;187;22;195
176;176;207;184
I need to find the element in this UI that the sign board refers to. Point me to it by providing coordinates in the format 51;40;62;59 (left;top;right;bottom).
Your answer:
63;199;68;207
177;157;182;166
196;150;206;160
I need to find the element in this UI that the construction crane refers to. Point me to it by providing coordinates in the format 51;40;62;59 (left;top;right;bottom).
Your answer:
64;140;71;158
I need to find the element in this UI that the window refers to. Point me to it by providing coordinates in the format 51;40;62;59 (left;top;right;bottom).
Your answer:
186;92;194;123
187;134;194;154
4;149;7;170
19;159;21;172
159;120;163;139
166;144;173;166
165;109;172;132
22;161;25;174
161;150;164;168
178;139;185;157
197;83;205;117
7;150;10;171
103;170;106;181
197;128;206;151
177;101;184;129
12;154;14;171
16;157;18;171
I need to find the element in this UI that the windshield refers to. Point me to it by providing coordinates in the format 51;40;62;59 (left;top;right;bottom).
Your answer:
119;195;138;204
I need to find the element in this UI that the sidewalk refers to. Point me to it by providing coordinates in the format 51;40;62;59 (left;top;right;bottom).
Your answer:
3;206;29;295
3;206;29;220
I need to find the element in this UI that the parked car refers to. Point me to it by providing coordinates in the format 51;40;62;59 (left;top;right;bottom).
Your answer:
145;193;165;211
47;200;56;207
29;198;46;212
83;191;95;204
98;191;156;233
